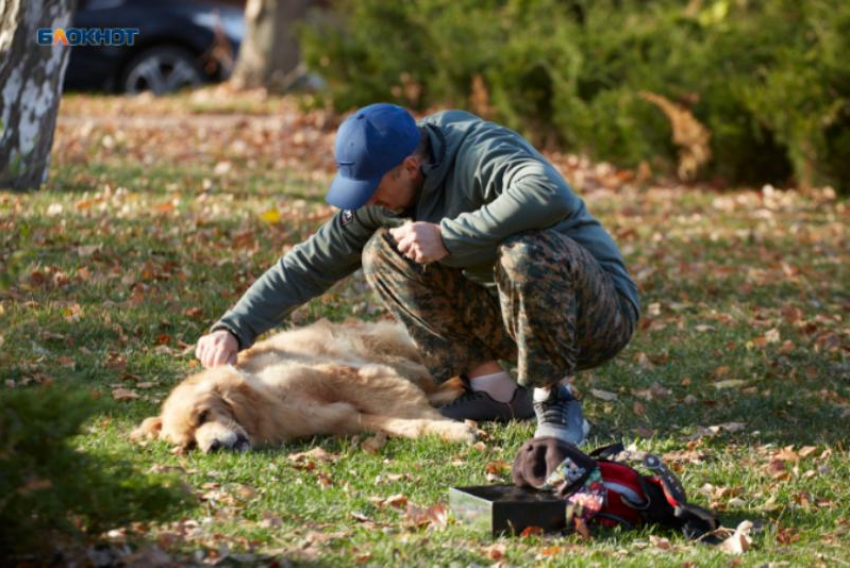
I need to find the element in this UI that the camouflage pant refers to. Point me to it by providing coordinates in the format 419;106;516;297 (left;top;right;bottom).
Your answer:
361;229;636;388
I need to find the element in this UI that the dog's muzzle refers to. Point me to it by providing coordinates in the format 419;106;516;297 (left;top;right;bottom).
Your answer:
206;433;251;453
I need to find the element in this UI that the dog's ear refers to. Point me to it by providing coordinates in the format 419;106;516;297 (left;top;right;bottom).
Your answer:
217;382;263;435
131;416;163;442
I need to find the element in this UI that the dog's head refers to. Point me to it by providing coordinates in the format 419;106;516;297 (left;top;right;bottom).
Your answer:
132;366;260;453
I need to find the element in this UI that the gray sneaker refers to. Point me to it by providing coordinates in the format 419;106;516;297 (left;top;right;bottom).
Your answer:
439;380;534;422
533;384;590;445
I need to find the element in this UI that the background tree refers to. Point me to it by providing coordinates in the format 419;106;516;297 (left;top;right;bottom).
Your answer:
0;0;75;190
230;0;310;92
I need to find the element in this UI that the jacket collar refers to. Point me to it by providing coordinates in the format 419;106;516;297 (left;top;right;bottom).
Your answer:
419;123;448;195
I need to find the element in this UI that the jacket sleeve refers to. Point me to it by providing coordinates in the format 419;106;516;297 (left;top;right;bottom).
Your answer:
438;160;580;267
211;207;393;349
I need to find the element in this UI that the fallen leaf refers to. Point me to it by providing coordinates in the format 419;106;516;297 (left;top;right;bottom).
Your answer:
520;525;544;537
798;445;818;458
714;366;730;377
481;543;506;560
260;208;282;224
63;303;83;322
184;306;204;319
650;535;672;550
233;484;257;499
485;460;511;475
708;421;746;434
288;447;336;464
369;493;408;510
361;432;388;454
351;512;372;523
765;328;781;343
260;511;283;528
774;445;800;462
719;520;753;554
405;503;448;530
767;459;789;480
574;517;591;540
713;379;747;390
112;387;140;401
539;546;563;556
590;388;618;401
316;471;333;487
776;525;799;545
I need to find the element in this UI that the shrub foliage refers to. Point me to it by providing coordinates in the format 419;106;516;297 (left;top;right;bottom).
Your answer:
0;386;191;557
302;0;850;192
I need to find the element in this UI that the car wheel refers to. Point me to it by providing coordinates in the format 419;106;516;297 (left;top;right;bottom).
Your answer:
121;46;203;95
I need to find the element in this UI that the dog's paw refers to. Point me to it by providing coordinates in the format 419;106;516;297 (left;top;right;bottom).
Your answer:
130;416;162;443
442;421;478;444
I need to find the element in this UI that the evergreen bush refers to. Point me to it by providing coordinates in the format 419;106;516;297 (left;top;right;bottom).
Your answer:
301;0;850;192
0;385;192;558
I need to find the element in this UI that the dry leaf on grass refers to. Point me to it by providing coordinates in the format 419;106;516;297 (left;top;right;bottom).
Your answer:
361;432;388;454
112;387;140;401
287;447;336;464
713;379;748;390
481;543;506;560
369;493;408;510
719;520;753;554
649;535;672;550
520;525;544;538
485;459;511;483
404;503;448;530
259;511;283;528
351;512;373;523
590;388;618;401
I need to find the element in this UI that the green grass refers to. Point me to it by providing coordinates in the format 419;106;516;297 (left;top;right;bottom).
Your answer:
1;92;849;565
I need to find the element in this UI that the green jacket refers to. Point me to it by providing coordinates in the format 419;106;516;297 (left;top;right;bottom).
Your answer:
213;110;639;349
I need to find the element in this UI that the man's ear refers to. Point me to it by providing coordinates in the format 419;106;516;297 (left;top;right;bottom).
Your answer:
131;416;163;442
402;155;421;177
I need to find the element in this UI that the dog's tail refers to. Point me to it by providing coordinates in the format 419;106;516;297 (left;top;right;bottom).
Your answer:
424;376;465;406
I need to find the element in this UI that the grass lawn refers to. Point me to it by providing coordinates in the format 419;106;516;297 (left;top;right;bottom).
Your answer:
1;90;849;566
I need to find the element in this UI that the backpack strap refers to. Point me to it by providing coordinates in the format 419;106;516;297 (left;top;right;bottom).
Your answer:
589;442;625;460
591;444;687;506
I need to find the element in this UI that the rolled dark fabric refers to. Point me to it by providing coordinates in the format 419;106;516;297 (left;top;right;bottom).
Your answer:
511;437;596;493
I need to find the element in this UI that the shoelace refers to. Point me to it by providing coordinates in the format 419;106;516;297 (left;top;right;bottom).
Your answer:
534;392;575;424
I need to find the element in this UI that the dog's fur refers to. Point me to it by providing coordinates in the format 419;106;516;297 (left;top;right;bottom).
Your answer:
131;319;473;452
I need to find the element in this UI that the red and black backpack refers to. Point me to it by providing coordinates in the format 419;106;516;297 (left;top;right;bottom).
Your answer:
512;438;720;542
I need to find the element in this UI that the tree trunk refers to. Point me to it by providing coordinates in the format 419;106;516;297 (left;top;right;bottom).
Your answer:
230;0;309;92
0;0;75;190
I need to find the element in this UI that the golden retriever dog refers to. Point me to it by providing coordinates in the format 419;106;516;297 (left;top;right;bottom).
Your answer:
131;319;474;452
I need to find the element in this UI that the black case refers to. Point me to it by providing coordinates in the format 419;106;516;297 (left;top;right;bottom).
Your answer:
449;485;566;537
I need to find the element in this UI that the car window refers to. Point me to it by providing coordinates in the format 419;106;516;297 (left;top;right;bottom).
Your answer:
83;0;127;10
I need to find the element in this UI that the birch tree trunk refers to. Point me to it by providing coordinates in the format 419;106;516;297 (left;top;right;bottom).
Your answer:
0;0;75;191
230;0;309;92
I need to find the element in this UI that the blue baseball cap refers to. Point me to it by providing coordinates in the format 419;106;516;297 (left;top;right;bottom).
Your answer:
326;103;420;210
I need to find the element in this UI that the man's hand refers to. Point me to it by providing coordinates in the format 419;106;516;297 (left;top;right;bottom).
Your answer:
389;221;449;264
195;329;238;368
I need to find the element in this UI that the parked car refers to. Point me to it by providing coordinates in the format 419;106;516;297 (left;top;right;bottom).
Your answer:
63;0;244;95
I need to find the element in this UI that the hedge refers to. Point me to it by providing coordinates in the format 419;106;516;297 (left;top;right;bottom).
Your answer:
0;386;191;558
301;0;850;192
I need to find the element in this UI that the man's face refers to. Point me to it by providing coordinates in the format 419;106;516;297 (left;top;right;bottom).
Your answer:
366;158;422;213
